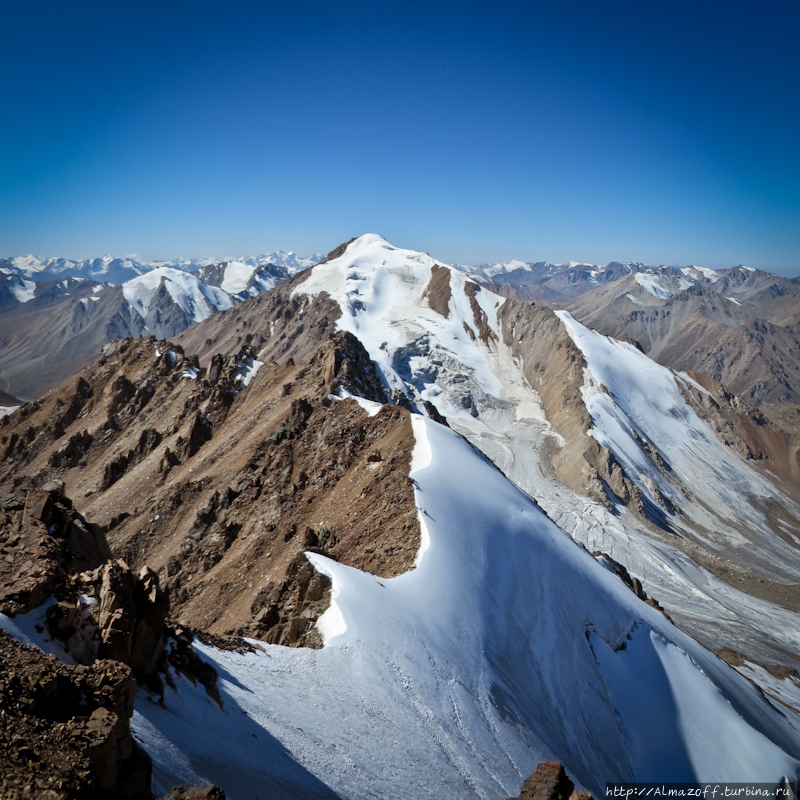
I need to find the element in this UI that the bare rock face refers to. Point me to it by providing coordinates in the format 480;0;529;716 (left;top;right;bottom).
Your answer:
0;629;152;799
464;280;497;345
507;762;592;800
0;481;223;796
423;263;452;318
0;484;111;617
325;330;386;404
675;369;800;493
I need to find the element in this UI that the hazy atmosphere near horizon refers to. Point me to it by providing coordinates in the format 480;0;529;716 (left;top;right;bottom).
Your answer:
2;0;799;272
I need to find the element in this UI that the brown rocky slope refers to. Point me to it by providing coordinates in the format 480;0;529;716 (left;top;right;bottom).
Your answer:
1;327;420;646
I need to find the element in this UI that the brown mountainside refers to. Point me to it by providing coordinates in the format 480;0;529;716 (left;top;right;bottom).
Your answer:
1;329;420;646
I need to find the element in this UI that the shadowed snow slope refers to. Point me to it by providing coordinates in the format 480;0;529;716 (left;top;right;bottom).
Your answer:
134;416;800;798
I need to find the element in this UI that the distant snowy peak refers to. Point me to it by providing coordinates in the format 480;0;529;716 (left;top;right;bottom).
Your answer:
634;271;693;300
260;250;323;270
195;260;293;299
122;267;233;324
293;233;507;418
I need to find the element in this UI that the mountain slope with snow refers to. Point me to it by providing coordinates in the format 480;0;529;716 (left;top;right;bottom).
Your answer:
3;234;800;798
560;267;800;406
0;250;322;284
129;415;799;797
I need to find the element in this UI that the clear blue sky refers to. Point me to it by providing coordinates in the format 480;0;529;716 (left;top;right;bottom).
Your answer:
2;1;798;272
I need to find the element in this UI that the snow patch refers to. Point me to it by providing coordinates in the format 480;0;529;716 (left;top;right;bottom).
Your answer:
635;272;674;299
8;276;36;303
235;357;264;388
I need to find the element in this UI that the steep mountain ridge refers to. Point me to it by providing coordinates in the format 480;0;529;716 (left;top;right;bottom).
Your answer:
2;235;800;797
0;330;420;645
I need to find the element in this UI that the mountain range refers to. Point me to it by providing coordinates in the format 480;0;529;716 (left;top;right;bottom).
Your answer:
1;235;798;798
0;253;321;400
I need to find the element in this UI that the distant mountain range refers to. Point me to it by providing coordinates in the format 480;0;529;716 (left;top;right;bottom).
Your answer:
0;252;322;399
3;245;799;413
3;235;798;796
0;250;322;284
457;259;800;408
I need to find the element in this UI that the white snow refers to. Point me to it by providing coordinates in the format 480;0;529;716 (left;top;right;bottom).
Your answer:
635;272;674;299
726;296;742;306
674;371;712;396
129;415;800;797
235;357;264;388
122;267;233;323
7;276;36;303
292;235;800;667
0;405;19;418
182;367;199;380
555;310;800;580
681;265;721;283
732;661;800;717
624;292;644;306
219;261;258;295
591;626;797;781
336;390;383;417
292;233;508;421
481;259;533;278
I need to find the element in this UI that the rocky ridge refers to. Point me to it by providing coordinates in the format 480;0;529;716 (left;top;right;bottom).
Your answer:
0;480;225;798
1;322;421;645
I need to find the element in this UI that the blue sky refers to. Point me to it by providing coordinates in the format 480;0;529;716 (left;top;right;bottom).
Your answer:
2;1;798;272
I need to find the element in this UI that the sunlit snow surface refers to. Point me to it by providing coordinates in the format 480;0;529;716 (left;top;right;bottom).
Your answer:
291;233;510;420
133;417;799;798
122;267;234;323
555;311;800;582
286;237;800;668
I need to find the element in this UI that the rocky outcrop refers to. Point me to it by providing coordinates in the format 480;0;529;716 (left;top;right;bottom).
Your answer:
464;280;497;345
592;551;671;620
0;310;422;647
676;370;800;493
0;483;111;617
0;629;152;799
175;269;342;369
316;237;357;265
507;762;592;800
163;787;226;800
324;330;386;404
0;480;226;795
423;264;452;318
